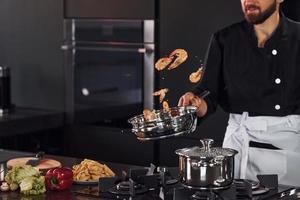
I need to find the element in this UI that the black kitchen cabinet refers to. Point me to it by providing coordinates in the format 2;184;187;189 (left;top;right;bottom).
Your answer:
64;125;154;166
0;0;65;154
64;0;155;19
0;0;64;111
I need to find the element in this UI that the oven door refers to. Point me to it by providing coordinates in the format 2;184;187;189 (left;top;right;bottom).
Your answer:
76;43;155;126
62;19;155;127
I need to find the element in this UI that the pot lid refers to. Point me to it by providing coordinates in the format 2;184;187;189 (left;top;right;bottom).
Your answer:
175;139;238;158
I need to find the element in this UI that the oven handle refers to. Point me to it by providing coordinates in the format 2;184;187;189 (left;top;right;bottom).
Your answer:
61;44;153;54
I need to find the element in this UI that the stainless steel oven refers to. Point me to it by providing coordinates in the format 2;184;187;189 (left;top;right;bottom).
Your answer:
62;19;155;127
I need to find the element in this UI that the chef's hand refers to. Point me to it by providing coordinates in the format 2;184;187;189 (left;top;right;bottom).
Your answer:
178;92;208;117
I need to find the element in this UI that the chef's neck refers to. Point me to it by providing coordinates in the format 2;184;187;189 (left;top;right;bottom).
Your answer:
254;10;280;48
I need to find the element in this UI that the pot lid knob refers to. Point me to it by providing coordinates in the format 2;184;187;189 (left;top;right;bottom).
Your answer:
200;138;214;151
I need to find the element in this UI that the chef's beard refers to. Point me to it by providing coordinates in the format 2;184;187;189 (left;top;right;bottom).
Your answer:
244;0;277;25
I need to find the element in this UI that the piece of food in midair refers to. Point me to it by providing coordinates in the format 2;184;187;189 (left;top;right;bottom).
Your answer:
168;49;188;70
153;88;169;103
189;67;203;83
155;49;188;71
155;57;173;71
143;109;156;121
162;101;170;111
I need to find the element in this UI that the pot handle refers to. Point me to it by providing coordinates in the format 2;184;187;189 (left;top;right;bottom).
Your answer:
200;139;214;151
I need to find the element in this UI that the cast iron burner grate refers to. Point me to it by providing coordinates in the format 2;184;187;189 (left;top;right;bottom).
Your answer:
156;166;178;186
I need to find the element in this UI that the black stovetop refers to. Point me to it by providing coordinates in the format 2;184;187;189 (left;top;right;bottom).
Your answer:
73;167;296;200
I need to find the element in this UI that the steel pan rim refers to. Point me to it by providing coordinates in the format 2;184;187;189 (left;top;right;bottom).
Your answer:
127;106;197;124
130;111;196;132
133;117;197;141
136;129;193;141
132;116;194;131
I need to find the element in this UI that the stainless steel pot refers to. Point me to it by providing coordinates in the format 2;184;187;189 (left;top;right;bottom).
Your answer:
175;139;238;190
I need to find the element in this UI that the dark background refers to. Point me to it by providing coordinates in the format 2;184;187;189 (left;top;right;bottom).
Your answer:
0;0;299;166
0;0;64;111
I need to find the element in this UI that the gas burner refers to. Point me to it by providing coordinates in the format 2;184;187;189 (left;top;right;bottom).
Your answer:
109;180;148;196
166;178;178;185
190;191;219;200
234;179;270;196
181;183;232;191
252;186;269;195
234;179;260;190
117;181;142;191
247;179;260;190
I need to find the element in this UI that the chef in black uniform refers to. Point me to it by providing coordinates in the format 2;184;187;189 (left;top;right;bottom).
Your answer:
179;0;300;186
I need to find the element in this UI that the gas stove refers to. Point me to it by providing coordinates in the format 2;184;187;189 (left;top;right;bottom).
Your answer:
73;166;296;200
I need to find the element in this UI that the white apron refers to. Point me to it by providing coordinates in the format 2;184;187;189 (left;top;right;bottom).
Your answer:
223;112;300;186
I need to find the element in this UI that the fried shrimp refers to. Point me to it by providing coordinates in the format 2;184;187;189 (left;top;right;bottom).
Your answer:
155;49;188;71
153;88;169;103
143;109;156;121
168;49;188;70
189;67;203;83
162;101;170;111
155;57;173;71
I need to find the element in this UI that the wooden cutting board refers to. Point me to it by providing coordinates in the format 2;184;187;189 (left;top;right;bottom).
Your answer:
7;157;61;171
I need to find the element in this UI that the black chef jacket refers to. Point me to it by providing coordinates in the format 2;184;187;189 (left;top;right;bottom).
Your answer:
193;14;300;117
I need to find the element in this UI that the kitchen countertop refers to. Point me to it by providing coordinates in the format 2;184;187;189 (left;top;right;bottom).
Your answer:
0;107;64;137
0;149;139;200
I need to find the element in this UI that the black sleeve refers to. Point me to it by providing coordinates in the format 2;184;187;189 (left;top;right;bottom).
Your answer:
192;32;224;119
